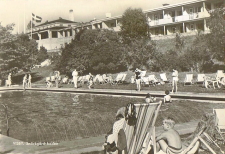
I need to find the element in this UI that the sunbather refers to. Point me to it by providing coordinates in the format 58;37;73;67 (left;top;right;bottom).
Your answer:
156;118;182;154
104;113;127;154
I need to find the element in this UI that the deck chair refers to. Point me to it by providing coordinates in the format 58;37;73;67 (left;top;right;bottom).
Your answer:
97;75;105;84
124;102;162;154
216;70;224;80
183;74;193;86
112;74;124;84
213;109;225;142
142;126;222;154
196;74;205;84
141;77;150;85
160;73;170;83
62;77;69;84
120;74;127;84
140;71;147;78
148;75;160;86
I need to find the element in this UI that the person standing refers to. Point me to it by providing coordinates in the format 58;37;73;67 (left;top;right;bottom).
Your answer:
135;68;141;91
72;69;78;88
88;73;93;89
27;74;32;88
7;73;12;87
54;71;60;88
172;69;178;93
22;74;27;89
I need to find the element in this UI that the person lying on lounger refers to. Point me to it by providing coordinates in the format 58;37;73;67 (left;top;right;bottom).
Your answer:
156;117;182;154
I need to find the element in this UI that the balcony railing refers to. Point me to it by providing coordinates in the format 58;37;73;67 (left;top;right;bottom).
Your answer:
148;12;210;26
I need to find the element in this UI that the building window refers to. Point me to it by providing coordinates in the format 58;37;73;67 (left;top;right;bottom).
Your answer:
111;23;115;27
196;6;201;12
172;27;176;33
52;31;57;38
159;14;163;19
190;24;194;31
189;8;193;14
154;15;158;20
177;10;182;16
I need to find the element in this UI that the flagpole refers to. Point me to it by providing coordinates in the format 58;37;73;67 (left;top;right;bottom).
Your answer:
31;14;32;39
24;2;26;33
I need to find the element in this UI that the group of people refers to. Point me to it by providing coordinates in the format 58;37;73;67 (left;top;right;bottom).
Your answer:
22;74;32;89
104;104;180;154
72;69;94;89
134;68;179;93
145;90;172;105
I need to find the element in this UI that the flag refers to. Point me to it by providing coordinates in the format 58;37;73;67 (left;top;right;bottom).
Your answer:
32;13;42;22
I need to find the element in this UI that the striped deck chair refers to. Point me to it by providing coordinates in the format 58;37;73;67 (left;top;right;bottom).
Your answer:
213;109;225;143
124;102;162;154
184;74;193;86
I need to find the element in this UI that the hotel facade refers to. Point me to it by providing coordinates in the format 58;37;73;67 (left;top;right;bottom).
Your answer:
27;0;223;52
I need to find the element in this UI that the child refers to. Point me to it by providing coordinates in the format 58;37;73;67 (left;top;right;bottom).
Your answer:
163;90;172;104
156;118;182;154
145;93;156;103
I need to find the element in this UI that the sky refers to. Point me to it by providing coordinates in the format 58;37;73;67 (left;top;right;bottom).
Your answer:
0;0;184;34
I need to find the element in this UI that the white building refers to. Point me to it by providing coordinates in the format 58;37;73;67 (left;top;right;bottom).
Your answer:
27;0;223;51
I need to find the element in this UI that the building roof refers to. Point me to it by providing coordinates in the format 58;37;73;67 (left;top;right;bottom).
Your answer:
35;18;78;27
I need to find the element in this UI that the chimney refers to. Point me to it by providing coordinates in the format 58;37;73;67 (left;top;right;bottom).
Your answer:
106;13;111;18
69;9;74;21
162;3;170;6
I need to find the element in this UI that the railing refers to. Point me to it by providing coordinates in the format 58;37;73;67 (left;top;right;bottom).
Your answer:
148;12;210;26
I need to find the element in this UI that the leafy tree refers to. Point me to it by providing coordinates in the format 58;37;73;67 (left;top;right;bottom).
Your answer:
206;7;225;61
58;29;127;74
0;23;38;79
36;46;49;63
125;39;156;70
175;33;184;51
120;8;148;41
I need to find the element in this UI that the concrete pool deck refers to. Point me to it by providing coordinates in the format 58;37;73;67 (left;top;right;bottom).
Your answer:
0;121;199;154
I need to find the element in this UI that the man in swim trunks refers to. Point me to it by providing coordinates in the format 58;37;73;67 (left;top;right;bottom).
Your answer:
156;118;182;154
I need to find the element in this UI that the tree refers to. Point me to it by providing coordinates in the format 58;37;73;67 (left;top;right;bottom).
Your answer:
206;7;225;61
0;23;38;78
36;46;48;63
58;29;127;74
125;39;156;70
120;8;148;41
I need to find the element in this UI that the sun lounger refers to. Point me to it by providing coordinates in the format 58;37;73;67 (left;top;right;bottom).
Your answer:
184;74;193;86
213;109;225;143
196;74;205;84
160;73;170;83
112;74;125;84
125;102;162;154
148;75;160;86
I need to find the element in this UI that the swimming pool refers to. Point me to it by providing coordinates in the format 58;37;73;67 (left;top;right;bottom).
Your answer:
0;91;141;142
0;91;223;143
